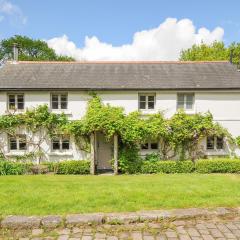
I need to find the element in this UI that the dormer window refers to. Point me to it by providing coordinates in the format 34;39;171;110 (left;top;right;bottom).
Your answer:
51;93;68;110
8;94;24;110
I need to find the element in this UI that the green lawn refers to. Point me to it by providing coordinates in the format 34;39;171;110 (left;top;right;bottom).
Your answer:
0;174;240;216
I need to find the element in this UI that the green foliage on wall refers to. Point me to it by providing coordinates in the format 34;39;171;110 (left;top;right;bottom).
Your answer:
0;95;234;162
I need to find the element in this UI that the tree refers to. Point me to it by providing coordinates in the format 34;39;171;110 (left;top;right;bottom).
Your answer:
0;35;74;61
179;41;240;66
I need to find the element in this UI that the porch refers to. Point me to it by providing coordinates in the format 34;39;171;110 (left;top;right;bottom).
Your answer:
90;132;118;175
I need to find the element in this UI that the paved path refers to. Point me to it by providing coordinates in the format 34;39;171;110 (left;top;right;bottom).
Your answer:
1;215;240;239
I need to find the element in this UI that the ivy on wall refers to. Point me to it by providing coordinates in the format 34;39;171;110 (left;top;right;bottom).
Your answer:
0;95;234;162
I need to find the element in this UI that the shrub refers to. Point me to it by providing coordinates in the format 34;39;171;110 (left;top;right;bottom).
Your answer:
55;160;90;174
141;160;194;174
196;159;240;173
144;153;160;162
118;147;143;174
42;162;58;172
0;161;33;175
30;165;49;174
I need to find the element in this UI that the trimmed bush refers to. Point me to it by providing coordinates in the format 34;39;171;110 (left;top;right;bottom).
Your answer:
141;160;194;174
55;160;90;174
196;159;240;173
0;161;33;175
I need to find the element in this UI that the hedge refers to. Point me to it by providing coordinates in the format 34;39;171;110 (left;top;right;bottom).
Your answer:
54;160;90;174
141;160;194;174
0;161;33;175
196;159;240;173
1;158;240;175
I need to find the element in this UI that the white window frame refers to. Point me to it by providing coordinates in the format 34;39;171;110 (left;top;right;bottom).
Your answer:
138;93;156;110
7;93;25;111
51;135;70;152
177;93;195;111
206;136;224;150
51;93;68;110
9;134;27;151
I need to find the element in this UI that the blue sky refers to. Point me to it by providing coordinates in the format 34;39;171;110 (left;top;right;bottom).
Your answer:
0;0;240;60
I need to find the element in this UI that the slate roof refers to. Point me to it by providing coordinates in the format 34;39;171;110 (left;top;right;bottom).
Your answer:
0;61;239;90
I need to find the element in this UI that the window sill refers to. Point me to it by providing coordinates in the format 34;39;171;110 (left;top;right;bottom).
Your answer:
48;152;73;156
139;109;157;114
205;150;228;156
5;109;25;115
51;110;72;115
6;151;27;156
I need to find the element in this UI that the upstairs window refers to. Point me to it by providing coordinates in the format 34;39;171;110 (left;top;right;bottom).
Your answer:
206;136;224;150
52;135;70;151
141;141;158;150
51;93;68;110
177;93;194;111
139;94;155;110
8;94;24;110
9;135;27;151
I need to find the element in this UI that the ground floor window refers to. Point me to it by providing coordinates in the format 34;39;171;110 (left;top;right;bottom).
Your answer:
52;135;70;151
141;141;158;150
206;136;224;150
9;135;27;151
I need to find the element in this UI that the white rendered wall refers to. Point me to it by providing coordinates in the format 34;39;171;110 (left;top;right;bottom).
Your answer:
1;90;240;160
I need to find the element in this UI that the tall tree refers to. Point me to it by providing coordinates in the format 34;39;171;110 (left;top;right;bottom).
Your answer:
179;41;240;66
0;35;74;61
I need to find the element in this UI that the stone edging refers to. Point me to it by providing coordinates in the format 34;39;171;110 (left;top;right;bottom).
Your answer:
1;207;240;230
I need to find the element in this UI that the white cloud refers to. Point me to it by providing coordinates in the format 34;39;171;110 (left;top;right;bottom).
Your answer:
0;0;27;25
47;18;224;61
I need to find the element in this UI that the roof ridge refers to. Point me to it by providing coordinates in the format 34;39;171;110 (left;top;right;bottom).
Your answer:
7;60;230;64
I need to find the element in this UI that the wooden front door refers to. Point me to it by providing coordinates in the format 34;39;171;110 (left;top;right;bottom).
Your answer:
96;133;113;170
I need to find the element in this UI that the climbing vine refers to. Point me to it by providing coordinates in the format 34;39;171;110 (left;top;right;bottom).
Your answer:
0;95;235;162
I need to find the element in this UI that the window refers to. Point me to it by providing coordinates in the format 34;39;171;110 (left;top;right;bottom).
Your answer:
207;136;224;150
141;141;158;150
51;93;68;110
8;94;24;110
139;94;155;110
9;135;27;151
52;135;70;151
177;93;194;110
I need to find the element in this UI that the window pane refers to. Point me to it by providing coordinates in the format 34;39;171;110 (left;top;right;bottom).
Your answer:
17;95;24;109
61;101;67;109
150;142;158;149
139;96;146;102
139;101;146;109
10;137;17;150
62;139;70;150
52;102;58;109
186;94;194;110
52;95;59;109
207;136;214;150
19;135;27;150
9;95;15;109
148;96;154;102
177;94;185;109
52;139;60;150
141;143;148;150
60;94;68;109
61;94;67;102
139;95;146;109
148;101;154;109
216;136;224;149
177;101;184;109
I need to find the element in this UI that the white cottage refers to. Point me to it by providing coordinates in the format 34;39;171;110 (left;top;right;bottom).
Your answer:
0;60;240;172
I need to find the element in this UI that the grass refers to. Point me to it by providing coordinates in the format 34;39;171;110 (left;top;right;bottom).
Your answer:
0;174;240;216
